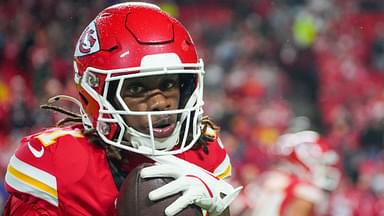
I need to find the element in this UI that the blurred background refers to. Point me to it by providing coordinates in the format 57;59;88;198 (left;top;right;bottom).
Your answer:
0;0;384;215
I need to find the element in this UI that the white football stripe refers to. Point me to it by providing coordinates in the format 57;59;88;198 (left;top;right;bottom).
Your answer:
140;53;182;68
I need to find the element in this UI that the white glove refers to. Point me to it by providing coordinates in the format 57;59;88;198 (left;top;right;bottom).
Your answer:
141;154;243;216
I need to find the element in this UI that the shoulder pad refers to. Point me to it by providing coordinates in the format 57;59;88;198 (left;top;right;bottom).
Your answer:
5;126;90;206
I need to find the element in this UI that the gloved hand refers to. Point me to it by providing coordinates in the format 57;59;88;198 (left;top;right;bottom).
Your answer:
141;154;243;216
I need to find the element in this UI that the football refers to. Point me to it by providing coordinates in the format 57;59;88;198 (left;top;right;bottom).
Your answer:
117;163;203;216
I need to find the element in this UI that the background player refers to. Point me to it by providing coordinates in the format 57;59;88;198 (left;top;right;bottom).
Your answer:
248;130;340;216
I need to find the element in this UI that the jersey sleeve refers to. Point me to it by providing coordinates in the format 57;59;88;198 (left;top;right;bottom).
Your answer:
3;194;59;216
4;127;87;209
177;136;232;180
211;137;232;179
5;139;59;207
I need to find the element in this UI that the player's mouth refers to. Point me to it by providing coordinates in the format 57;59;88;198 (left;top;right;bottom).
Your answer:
152;119;176;138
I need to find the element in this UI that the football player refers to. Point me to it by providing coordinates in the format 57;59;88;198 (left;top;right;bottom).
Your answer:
3;2;241;216
249;130;341;216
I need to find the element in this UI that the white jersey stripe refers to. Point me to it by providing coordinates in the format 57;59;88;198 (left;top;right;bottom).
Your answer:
213;154;232;179
6;170;58;206
8;155;57;190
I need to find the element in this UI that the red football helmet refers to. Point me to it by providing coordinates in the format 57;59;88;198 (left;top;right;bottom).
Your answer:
73;2;204;155
274;130;341;191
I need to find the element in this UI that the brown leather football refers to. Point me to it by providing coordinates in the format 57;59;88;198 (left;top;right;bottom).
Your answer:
117;163;203;216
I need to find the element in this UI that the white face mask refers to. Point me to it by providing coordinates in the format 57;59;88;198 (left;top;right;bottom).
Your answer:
81;54;206;155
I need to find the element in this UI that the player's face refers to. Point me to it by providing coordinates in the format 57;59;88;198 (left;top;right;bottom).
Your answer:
121;74;180;138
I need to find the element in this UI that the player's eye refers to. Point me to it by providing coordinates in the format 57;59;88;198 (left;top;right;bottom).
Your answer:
124;83;146;97
160;78;179;91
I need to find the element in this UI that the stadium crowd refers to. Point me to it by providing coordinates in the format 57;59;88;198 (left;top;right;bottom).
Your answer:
0;0;384;215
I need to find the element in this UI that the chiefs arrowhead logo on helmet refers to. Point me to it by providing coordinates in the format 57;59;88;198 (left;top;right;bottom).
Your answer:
79;29;96;53
74;21;100;57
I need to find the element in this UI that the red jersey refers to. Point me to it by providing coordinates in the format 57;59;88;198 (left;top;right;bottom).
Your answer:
3;124;231;215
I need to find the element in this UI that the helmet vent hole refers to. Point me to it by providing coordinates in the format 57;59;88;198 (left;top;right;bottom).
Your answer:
107;45;119;52
100;13;112;18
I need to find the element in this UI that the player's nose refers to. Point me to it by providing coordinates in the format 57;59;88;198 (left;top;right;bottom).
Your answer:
147;91;170;111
